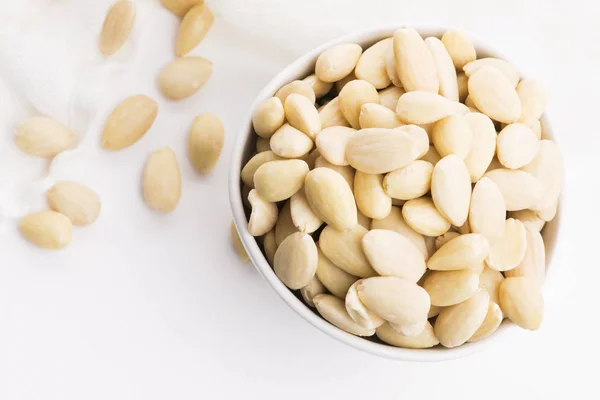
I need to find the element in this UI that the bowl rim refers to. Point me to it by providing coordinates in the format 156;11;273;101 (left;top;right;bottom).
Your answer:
229;24;563;362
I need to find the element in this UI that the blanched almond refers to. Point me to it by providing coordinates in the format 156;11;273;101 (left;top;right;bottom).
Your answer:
160;0;201;16
314;156;355;190
241;151;281;187
393;27;439;93
290;190;323;233
499;277;543;330
508;209;545;232
423;270;480;306
247;189;278;236
275;80;316;104
15;116;76;157
371;206;428;259
497;123;539;169
376;322;439;349
316;247;358;298
263;229;277;265
275;200;297;246
143;147;181;213
378;86;405;110
425;37;459;101
47;182;101;226
435;232;460;249
252;97;285;139
467;301;503;343
303;74;333;98
537;199;558;222
345;281;385;329
319;97;350;128
301;275;327;308
359;103;404;129
432;114;472;159
159;57;212;100
484;169;543;211
402;197;451;237
486;218;527;271
315;43;362;83
441;30;476;70
385;41;403;87
315;126;355;166
355;38;392;89
304;168;357;230
504;225;545;284
354;171;391;220
346;127;422;174
479;266;504;306
403;124;430;158
269;124;313;158
464;113;497;182
231;222;250;263
256;138;270;153
468;66;521;123
100;0;136;56
421;145;442;166
362;229;426;282
176;3;214;56
530;119;542;140
188;113;224;173
319;224;376;278
274;232;318;289
517;79;548;125
431;154;471;226
434;289;489;348
521;140;564;211
20;211;72;250
339;80;380;129
101;95;158;150
357;276;430;335
396;91;468;124
254;159;309;202
463;58;520;87
284;94;321;139
457;72;468;102
428;233;489;271
313;294;375;336
469;177;506;238
383;160;433;200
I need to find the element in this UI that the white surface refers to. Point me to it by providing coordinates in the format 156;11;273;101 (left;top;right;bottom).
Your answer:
0;0;597;398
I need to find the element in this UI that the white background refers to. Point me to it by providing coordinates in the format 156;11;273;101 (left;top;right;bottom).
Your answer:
0;0;599;399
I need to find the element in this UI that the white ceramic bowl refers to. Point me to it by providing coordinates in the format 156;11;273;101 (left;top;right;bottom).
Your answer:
229;25;562;362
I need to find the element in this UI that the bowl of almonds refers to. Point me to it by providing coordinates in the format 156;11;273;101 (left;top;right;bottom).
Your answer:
229;25;564;361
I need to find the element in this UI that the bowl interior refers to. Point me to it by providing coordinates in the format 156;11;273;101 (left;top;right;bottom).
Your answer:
229;25;561;362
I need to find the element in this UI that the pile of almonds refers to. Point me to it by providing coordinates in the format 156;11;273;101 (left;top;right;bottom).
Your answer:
18;0;224;250
240;27;563;349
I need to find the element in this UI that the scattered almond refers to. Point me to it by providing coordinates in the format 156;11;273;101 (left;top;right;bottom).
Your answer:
188;113;224;173
20;211;73;250
47;182;101;226
176;3;214;57
159;57;213;100
100;0;136;56
15;116;77;157
101;95;158;151
143;147;182;213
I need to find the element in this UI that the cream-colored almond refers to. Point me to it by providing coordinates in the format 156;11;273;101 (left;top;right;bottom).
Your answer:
402;197;451;237
20;211;72;250
530;119;542;140
497;123;539;169
100;0;136;56
290;190;323;233
421;145;442;166
484;169;543;211
263;229;277;265
508;209;545;232
346;127;422;174
159;57;213;100
316;247;358;298
499;277;543;330
315;126;355;166
479;266;504;306
354;171;391;220
304;168;357;230
303;74;333;98
457;72;469;102
357;276;430;335
247;189;278;237
423;270;480;307
338;80;380;129
393;27;439;93
516;79;548;125
362;229;426;282
254;159;309;202
319;225;376;278
536;198;558;222
521;140;564;211
464;113;497;182
355;38;392;89
275;80;316;105
314;156;355;190
396;91;468;124
435;289;489;348
101;95;158;150
269;124;313;158
425;37;459;101
432;114;473;159
345;281;385;329
469;177;506;238
486;218;527;271
143;147;181;213
435;232;461;249
315;43;362;83
231;222;250;263
428;233;489;271
275;200;297;246
176;3;214;56
319;97;350;128
376;321;439;349
404;124;431;158
188;113;224;173
240;151;281;187
385;41;403;87
274;232;318;289
359;103;404;129
160;0;201;16
301;276;327;308
431;154;471;226
313;294;375;336
383;160;433;200
378;85;405;110
467;301;503;343
505;225;545;284
441;30;476;70
468;66;521;123
47;182;101;226
463;58;520;87
284;94;321;139
371;206;428;259
15;116;77;157
252;97;285;139
256;138;270;153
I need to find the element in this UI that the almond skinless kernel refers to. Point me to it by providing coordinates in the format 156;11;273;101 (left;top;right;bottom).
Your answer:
100;0;136;56
314;156;355;190
486;218;527;272
188;113;224;173
378;86;405;110
253;97;285;139
275;80;316;105
402;197;451;237
319;97;350;128
176;3;214;57
241;151;281;188
484;168;543;211
315;43;362;83
441;30;477;70
316;247;358;299
345;280;385;329
274;232;318;290
467;301;503;343
370;206;428;260
499;277;543;330
353;171;391;220
143;147;181;213
290;190;323;234
313;294;375;336
284;94;321;139
427;233;490;271
383;160;433;200
301;276;327;308
469;177;506;238
319;224;376;278
355;38;392;89
431;114;473;159
269;124;314;159
468;66;521;123
303;74;334;98
431;154;472;226
496;123;539;169
274;201;297;246
434;289;489;348
159;57;213;100
253;159;309;202
101;95;158;151
396;91;468;125
376;322;439;349
423;269;480;307
425;37;459;101
393;27;439;93
463;57;520;87
338;79;380;129
15;116;77;157
505;225;546;284
359;103;404;129
160;0;202;16
247;189;278;237
47;182;101;226
20;211;73;250
315;126;356;166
